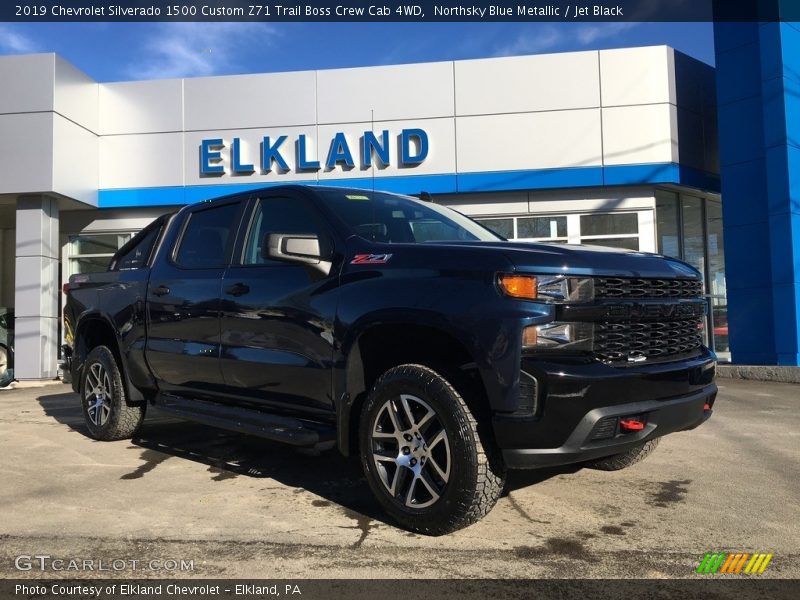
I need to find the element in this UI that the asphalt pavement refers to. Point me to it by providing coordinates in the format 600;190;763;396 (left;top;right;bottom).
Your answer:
0;378;797;579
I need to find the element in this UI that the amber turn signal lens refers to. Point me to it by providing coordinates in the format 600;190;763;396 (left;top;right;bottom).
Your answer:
498;274;538;299
522;325;538;347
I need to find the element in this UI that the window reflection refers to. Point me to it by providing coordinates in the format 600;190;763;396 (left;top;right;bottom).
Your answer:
655;190;680;257
681;195;706;281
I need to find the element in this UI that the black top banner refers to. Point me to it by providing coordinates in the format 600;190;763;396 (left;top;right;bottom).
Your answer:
2;0;800;22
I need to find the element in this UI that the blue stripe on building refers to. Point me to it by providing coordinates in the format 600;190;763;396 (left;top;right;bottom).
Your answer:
98;162;721;209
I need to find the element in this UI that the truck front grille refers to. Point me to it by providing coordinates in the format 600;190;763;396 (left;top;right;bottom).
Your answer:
595;277;702;299
594;318;704;363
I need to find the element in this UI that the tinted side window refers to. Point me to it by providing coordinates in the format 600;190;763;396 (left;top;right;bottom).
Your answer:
175;203;240;269
113;226;161;271
244;196;327;265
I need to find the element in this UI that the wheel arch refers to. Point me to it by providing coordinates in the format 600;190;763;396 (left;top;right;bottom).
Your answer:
73;313;145;404
337;320;490;456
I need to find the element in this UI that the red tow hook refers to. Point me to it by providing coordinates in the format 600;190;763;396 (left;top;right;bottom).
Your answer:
619;418;646;432
703;402;712;411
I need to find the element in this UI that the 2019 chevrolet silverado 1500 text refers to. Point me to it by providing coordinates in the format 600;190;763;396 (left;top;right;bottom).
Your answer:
63;185;716;535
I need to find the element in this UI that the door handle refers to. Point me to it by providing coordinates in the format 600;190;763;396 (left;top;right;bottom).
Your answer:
225;283;250;297
151;285;170;297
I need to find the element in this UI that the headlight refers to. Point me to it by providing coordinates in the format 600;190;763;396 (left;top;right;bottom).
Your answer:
522;322;594;351
498;274;594;303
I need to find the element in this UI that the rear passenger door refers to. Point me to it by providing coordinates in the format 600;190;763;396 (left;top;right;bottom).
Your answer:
106;216;170;392
145;199;245;397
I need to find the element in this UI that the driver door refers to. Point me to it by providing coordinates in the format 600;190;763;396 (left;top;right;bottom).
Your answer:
218;192;340;416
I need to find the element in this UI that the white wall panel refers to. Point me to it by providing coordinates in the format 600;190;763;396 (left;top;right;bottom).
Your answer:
455;52;600;116
317;62;454;124
442;198;529;217
52;114;98;206
100;133;183;189
54;56;98;133
316;119;456;181
600;46;675;107
457;110;602;173
0;54;54;114
0;48;716;207
0;113;53;193
61;207;174;234
184;71;316;130
100;79;183;135
529;188;656;213
14;315;58;378
602;104;678;165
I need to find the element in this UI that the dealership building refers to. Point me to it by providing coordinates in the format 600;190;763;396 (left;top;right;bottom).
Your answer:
1;30;798;379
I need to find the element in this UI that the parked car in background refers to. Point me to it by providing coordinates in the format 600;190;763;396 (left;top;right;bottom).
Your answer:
0;308;14;386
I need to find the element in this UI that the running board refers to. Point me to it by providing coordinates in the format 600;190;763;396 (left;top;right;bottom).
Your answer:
152;394;336;447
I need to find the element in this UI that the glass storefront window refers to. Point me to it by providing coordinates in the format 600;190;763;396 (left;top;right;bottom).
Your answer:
712;297;729;353
68;233;132;275
654;190;728;359
706;199;728;353
681;196;706;280
517;216;567;239
579;212;639;248
476;211;649;247
476;218;513;239
655;190;680;257
583;237;640;251
705;200;726;297
70;256;114;273
579;213;638;236
71;234;125;256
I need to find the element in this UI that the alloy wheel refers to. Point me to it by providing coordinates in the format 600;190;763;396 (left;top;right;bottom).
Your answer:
84;362;112;427
370;394;451;508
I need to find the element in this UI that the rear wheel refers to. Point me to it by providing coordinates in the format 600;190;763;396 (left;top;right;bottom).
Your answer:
584;438;661;471
80;345;145;441
359;364;505;535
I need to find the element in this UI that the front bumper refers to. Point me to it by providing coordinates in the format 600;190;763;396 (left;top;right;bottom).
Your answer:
501;385;715;468
494;349;717;469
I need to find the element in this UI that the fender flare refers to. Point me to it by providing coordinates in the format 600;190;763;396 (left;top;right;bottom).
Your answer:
73;312;145;404
334;313;484;456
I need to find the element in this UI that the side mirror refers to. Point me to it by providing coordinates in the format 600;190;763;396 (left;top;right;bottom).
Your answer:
264;233;332;275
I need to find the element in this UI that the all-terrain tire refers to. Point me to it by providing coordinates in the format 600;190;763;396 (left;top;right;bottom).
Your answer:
359;364;506;535
584;438;661;471
80;345;144;441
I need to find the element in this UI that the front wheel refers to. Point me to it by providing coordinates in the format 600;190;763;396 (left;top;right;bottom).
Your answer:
359;364;506;535
80;345;144;441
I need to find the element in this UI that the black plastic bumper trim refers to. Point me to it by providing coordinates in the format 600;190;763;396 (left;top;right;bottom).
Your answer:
501;384;716;469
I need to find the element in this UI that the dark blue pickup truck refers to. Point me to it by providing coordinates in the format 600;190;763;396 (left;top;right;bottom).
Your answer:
63;185;717;535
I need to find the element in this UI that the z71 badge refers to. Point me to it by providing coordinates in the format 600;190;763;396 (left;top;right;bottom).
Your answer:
350;254;393;265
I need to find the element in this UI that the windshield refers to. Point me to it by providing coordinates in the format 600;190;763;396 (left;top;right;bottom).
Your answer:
318;190;502;243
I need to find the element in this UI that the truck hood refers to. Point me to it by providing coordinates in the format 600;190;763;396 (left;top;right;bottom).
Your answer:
428;240;701;280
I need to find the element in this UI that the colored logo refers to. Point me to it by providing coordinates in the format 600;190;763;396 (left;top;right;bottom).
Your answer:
350;254;392;265
696;552;773;574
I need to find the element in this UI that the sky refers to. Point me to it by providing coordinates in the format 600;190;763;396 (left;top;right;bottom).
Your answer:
0;21;715;82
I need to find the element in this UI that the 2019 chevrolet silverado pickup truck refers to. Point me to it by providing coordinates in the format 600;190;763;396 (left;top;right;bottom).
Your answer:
63;185;717;535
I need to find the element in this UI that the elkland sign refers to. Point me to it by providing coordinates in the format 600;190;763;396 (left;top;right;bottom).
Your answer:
200;128;429;176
